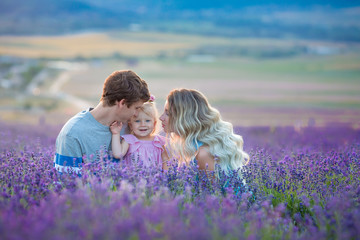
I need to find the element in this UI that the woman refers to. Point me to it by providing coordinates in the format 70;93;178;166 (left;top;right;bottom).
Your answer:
160;88;249;178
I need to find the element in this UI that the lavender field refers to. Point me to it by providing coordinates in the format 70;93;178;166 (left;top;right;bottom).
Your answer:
0;121;359;240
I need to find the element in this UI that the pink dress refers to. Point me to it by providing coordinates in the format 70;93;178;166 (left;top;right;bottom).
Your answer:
121;134;166;168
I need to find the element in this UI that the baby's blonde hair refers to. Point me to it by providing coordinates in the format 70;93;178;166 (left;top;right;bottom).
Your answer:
167;88;249;177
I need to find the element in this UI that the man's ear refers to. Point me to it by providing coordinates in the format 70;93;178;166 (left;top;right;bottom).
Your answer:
128;122;132;130
118;99;126;108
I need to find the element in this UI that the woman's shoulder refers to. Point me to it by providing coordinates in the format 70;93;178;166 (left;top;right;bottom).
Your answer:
196;145;211;158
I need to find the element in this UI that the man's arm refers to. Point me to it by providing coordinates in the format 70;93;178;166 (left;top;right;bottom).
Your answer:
54;134;83;174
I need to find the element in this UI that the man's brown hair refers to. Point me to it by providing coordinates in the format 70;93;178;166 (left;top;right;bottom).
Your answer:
101;70;150;107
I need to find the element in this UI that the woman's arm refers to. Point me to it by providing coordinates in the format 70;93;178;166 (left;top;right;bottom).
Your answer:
195;146;215;172
196;146;216;182
161;148;170;171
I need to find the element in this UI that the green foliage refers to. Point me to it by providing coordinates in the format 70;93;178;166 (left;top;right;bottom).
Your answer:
20;64;44;89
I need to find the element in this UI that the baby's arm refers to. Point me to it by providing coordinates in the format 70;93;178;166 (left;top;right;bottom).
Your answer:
110;121;129;159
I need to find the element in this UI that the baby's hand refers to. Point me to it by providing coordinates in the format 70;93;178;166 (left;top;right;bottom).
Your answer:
110;121;123;135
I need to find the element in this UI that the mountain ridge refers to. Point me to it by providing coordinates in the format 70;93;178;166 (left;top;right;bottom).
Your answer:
0;0;359;41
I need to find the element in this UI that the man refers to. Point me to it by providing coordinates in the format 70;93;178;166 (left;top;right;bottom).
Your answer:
54;70;150;173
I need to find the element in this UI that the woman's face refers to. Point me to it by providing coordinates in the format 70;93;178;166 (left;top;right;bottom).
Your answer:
159;101;171;133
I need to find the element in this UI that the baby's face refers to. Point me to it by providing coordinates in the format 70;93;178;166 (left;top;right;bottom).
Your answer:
129;111;155;139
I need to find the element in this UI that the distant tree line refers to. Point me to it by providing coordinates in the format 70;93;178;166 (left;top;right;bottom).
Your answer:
0;0;359;42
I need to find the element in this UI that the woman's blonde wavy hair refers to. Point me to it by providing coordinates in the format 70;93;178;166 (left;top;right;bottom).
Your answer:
166;88;249;177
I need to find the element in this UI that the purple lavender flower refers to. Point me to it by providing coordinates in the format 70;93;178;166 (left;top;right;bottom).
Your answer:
0;121;359;239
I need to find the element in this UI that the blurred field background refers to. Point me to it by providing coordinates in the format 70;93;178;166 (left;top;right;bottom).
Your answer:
0;0;360;128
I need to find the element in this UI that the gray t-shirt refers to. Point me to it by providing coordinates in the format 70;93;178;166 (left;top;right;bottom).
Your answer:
54;108;126;172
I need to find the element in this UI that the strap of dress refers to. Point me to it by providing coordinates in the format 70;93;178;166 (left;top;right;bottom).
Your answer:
194;140;203;150
192;140;204;164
